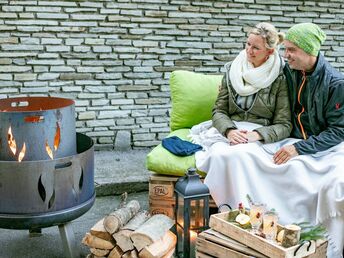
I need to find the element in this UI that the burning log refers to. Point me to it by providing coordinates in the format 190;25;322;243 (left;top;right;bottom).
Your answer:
130;214;174;252
139;230;176;258
113;211;151;252
104;200;141;234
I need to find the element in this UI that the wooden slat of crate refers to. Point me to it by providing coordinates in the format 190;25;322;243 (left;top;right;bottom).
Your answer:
149;197;175;219
196;229;327;258
305;241;327;258
196;229;267;258
149;173;217;208
209;212;320;258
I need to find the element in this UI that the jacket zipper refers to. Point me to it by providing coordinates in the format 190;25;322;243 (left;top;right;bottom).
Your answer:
297;71;307;140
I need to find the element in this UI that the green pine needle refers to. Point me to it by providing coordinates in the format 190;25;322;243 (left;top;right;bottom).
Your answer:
296;222;327;241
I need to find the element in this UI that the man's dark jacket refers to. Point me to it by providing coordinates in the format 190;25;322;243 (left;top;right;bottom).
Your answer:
284;53;344;154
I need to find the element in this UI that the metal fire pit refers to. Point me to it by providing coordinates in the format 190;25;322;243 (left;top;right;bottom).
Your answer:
0;97;95;258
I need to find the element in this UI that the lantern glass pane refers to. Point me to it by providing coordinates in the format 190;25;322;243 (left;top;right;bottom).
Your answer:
176;223;184;256
190;199;205;229
176;195;184;228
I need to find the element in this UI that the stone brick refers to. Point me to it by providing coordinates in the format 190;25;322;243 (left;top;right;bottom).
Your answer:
78;111;96;120
98;110;130;118
14;73;37;81
86;119;115;127
114;130;131;150
60;73;93;80
38;73;60;80
0;74;12;80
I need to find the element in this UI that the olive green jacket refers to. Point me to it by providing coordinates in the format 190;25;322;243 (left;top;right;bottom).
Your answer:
212;62;292;143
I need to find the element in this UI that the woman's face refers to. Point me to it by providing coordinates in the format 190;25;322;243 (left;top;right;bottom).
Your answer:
245;34;273;67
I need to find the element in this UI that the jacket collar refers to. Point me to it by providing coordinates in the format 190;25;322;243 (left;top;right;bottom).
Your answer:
308;53;325;80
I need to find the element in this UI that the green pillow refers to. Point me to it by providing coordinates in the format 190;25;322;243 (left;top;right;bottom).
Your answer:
146;129;206;177
170;70;222;131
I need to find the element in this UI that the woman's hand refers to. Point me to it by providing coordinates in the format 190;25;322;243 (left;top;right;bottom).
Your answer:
226;129;248;145
246;131;262;142
226;130;262;145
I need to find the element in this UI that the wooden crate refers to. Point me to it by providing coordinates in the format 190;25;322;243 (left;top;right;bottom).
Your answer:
207;212;327;258
149;174;177;199
196;229;327;258
149;173;216;206
149;197;175;219
149;174;217;219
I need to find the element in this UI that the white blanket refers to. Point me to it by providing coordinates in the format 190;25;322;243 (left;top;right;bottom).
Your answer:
190;121;344;258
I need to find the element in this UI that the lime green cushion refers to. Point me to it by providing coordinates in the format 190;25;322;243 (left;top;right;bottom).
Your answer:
146;129;206;177
170;70;222;131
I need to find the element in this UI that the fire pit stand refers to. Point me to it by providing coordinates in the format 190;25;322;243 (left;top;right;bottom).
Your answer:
0;97;95;258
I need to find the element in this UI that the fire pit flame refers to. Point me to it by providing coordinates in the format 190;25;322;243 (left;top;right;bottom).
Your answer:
18;143;26;162
54;122;61;151
7;127;17;156
45;140;53;160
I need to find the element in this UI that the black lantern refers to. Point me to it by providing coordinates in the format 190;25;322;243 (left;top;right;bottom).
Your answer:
174;168;210;258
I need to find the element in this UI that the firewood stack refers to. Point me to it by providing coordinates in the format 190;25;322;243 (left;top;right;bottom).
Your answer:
82;199;176;258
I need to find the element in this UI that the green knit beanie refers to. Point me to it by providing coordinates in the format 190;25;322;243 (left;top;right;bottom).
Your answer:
285;23;326;56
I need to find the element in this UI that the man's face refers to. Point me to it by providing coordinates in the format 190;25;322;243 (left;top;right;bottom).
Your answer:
283;40;314;71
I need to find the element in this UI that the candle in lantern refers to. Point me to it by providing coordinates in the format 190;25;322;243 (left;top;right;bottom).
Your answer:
190;230;197;257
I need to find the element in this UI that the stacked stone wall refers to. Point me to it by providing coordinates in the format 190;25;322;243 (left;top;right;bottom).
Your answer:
0;0;343;149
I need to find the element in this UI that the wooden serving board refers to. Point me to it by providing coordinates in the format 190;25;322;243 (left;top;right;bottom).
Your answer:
209;212;317;258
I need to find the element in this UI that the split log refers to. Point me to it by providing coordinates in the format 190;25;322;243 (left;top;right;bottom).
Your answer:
82;232;115;250
86;253;106;258
108;246;124;258
113;211;151;252
139;230;176;258
104;200;141;234
90;218;113;242
131;214;174;252
282;224;301;248
122;249;139;258
90;247;111;257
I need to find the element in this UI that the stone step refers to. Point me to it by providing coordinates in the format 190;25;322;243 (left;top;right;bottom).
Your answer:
94;149;151;196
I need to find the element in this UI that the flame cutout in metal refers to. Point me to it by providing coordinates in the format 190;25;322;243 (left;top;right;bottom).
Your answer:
71;186;77;202
7;127;17;155
18;143;26;162
45;140;53;160
79;168;84;191
38;175;46;202
54;122;60;151
24;115;44;123
48;189;55;209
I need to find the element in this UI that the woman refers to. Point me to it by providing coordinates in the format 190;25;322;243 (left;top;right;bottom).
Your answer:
194;22;292;211
212;22;291;145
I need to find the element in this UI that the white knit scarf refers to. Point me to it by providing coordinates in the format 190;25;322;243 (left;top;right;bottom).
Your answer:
229;49;282;96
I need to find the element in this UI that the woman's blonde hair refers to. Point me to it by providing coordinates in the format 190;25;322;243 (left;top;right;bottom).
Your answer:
248;22;284;49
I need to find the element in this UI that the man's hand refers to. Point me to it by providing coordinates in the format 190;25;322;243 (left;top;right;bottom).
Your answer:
273;145;299;165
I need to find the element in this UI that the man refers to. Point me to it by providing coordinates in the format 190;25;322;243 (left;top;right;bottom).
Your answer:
274;23;344;165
